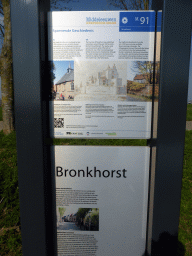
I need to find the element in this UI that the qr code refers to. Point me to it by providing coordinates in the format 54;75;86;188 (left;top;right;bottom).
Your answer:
54;118;64;128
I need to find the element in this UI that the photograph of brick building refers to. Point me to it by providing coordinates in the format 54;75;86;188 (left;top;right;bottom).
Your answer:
133;74;147;83
53;62;74;100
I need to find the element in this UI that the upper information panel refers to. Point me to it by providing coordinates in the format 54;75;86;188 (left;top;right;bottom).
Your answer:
48;11;155;139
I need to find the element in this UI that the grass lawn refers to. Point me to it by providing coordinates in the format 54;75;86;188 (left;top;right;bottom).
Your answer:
0;131;21;255
53;138;147;146
127;93;152;102
177;130;192;255
186;104;192;121
0;130;192;255
0;107;2;121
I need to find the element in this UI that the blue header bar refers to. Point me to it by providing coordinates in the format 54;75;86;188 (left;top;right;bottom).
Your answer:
119;11;155;32
157;11;162;32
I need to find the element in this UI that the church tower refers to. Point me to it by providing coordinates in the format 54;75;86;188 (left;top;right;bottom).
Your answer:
67;62;73;73
112;64;118;78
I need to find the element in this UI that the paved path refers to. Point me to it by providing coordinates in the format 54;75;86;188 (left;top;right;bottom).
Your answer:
126;95;145;102
186;121;192;130
57;222;82;231
0;121;2;131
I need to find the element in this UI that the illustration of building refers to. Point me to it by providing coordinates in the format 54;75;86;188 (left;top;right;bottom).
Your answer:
75;64;126;101
54;62;74;100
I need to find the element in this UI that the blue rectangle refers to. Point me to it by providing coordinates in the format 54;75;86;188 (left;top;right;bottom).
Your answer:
157;11;162;32
119;11;155;32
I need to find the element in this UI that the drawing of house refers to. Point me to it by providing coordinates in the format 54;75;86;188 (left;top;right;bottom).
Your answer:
75;63;126;101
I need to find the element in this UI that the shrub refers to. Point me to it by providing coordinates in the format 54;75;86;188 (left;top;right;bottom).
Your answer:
0;229;22;256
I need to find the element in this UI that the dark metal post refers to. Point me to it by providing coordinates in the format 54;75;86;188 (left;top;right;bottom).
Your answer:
150;0;192;255
152;0;163;12
10;0;57;255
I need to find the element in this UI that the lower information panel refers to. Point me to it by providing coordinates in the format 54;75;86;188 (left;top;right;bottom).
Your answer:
54;146;150;256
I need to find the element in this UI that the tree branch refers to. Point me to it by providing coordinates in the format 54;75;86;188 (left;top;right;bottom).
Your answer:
119;0;128;10
0;24;4;37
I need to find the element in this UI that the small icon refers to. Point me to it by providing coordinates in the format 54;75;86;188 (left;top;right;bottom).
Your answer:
122;17;128;24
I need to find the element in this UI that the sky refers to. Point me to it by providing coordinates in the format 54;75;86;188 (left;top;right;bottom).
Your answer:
54;61;74;84
58;205;80;217
0;0;192;101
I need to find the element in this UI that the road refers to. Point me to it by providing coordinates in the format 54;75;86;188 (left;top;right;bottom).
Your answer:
126;95;146;102
57;222;82;231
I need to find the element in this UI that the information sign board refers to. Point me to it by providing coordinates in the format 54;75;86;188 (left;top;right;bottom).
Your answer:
54;146;150;255
48;11;155;138
156;11;162;62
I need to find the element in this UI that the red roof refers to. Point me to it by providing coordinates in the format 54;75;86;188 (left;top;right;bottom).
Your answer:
134;74;147;80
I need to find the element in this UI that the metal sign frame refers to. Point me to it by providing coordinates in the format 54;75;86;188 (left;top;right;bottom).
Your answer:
10;0;192;255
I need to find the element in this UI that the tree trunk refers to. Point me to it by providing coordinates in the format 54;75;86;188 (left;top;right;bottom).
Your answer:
0;0;14;134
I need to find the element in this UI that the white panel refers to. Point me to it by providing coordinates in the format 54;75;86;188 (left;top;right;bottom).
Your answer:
54;146;150;256
48;11;155;139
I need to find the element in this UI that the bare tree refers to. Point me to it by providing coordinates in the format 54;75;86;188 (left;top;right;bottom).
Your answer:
0;0;13;134
107;0;152;10
0;2;4;37
51;0;73;10
132;61;153;84
0;0;73;134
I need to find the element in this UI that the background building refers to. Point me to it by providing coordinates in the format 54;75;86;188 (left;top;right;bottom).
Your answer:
134;74;147;83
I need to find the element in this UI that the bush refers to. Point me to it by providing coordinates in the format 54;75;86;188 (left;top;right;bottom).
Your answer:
90;209;99;227
129;82;146;91
0;229;22;256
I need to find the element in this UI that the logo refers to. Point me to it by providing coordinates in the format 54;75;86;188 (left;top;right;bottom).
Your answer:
86;17;116;24
122;17;128;24
87;132;89;136
66;132;77;135
106;132;117;136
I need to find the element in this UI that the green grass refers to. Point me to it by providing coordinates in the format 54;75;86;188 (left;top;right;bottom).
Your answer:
178;130;192;255
0;130;192;255
0;107;2;121
127;93;152;102
0;131;21;256
52;138;147;146
186;104;192;121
